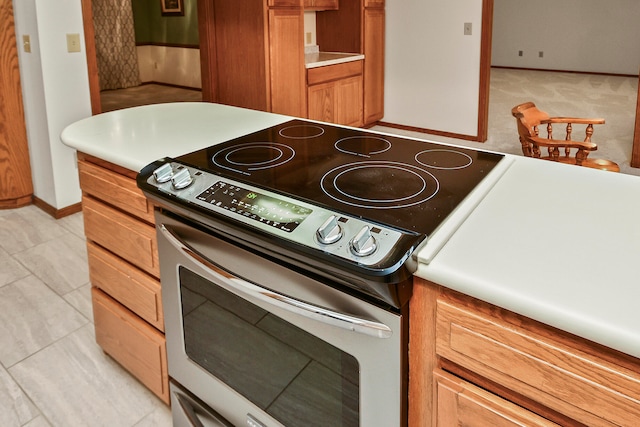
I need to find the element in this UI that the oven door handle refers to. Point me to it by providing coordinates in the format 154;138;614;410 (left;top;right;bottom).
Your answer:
160;224;393;339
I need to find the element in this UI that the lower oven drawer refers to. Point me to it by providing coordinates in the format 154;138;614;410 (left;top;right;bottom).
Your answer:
92;287;169;404
88;242;164;331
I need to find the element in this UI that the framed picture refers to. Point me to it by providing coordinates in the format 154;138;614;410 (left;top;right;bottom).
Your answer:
161;0;184;16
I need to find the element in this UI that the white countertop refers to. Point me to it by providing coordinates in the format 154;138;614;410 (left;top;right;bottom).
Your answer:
415;157;640;358
61;102;640;359
60;103;290;172
305;52;364;69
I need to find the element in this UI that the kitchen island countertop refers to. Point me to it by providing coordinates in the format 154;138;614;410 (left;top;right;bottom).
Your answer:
61;102;640;359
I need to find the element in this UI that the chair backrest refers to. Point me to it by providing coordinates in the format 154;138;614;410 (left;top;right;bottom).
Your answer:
511;102;549;157
511;102;619;172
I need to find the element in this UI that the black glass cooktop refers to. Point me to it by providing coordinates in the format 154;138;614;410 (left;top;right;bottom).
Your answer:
176;119;504;237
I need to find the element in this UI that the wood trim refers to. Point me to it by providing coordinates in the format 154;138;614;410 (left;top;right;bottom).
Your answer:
631;70;640;168
477;0;493;142
32;197;82;219
408;279;440;426
197;0;217;102
135;42;200;49
81;0;101;115
492;65;639;79
0;196;32;210
376;121;482;142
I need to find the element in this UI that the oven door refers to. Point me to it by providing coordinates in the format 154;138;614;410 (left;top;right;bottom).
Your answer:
156;210;406;427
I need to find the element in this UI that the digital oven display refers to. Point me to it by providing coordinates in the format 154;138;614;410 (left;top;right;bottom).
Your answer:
195;181;312;233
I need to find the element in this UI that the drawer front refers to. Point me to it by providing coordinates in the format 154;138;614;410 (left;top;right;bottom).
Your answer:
78;159;154;223
307;60;363;85
83;196;159;278
88;242;163;332
434;370;559;427
436;298;640;427
92;287;168;404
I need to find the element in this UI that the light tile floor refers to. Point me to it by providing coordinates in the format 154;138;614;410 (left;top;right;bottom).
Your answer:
0;205;172;427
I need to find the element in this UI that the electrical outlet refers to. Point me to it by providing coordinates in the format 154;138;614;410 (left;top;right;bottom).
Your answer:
66;33;81;53
23;35;31;53
518;50;523;57
306;32;312;45
464;22;472;36
539;51;544;58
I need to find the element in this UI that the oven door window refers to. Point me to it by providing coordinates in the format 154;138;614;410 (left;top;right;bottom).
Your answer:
179;267;360;427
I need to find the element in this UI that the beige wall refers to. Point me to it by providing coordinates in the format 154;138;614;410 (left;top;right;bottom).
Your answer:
492;0;640;75
137;45;201;89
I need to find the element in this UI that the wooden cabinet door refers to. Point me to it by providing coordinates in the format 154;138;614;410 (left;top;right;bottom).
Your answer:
308;82;335;123
363;7;385;125
336;75;364;127
268;7;306;117
92;288;169;404
434;371;559;427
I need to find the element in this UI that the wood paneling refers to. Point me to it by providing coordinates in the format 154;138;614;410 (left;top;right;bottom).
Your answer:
0;0;33;208
363;7;385;124
269;7;306;117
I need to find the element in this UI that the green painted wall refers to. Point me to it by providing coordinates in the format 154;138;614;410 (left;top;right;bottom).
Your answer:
132;0;199;46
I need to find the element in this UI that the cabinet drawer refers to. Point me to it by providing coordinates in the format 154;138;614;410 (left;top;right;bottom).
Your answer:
434;370;558;427
436;297;640;427
78;159;154;223
88;242;163;332
92;287;168;404
83;196;160;278
307;60;363;85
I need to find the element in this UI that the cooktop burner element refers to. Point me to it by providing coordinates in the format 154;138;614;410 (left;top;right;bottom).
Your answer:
321;161;439;209
278;124;325;139
138;119;505;308
212;142;295;175
335;136;392;157
416;149;474;170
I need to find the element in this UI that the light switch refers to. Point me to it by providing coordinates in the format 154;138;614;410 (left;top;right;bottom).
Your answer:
66;33;81;53
464;22;472;36
23;35;31;53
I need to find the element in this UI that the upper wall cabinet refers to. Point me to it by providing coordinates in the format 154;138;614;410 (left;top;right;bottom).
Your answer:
304;0;339;11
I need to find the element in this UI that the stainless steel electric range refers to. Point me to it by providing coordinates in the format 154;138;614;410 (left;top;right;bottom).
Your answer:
137;119;505;427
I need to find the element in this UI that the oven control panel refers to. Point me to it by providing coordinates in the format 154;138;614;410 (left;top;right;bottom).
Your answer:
144;161;411;266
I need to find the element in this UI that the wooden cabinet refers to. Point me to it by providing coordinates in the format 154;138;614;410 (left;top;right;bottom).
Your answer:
409;278;640;427
201;0;305;118
304;0;339;11
78;153;168;404
0;0;33;208
316;0;385;126
307;61;363;127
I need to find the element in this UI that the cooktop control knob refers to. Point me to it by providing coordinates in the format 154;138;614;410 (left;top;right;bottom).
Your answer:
316;215;343;244
171;167;193;189
153;163;173;183
350;225;377;257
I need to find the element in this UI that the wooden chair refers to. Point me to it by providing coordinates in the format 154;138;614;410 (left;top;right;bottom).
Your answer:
511;102;620;172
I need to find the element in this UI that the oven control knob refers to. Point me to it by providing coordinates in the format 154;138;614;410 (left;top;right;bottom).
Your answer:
171;167;193;189
350;225;377;257
316;215;343;244
153;163;173;183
